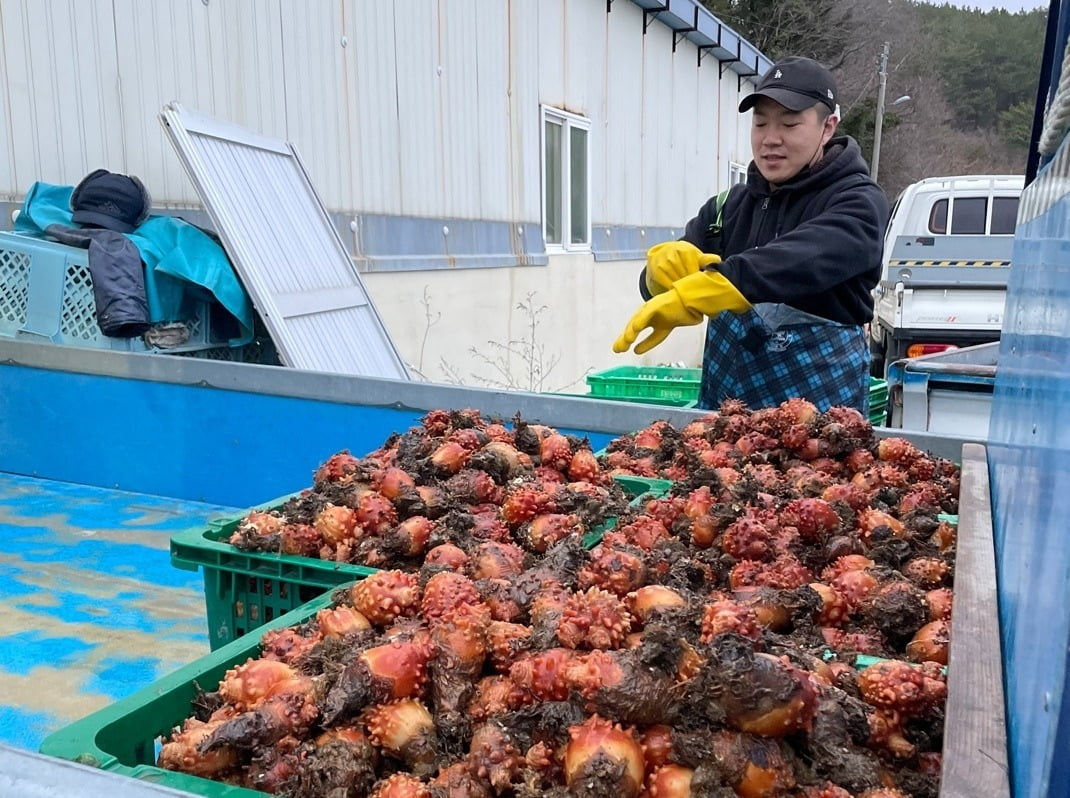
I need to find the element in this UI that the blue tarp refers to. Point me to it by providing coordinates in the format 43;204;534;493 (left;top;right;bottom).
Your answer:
989;131;1070;797
16;182;254;343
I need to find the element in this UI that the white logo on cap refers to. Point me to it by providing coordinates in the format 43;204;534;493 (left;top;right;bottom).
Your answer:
827;89;834;99
774;69;782;79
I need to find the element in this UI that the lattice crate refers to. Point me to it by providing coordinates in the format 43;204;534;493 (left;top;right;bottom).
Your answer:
0;245;30;337
586;365;702;403
0;231;220;353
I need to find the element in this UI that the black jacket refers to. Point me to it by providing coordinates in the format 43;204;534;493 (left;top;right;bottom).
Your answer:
46;224;150;337
647;136;888;325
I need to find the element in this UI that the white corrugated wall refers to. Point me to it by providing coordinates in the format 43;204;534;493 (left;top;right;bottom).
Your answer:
0;0;763;387
0;0;754;224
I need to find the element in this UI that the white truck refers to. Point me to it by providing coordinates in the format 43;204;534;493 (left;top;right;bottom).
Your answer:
868;174;1023;376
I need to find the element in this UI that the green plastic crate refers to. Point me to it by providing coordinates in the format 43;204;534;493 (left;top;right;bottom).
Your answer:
40;590;338;796
869;376;890;426
586;366;702;404
171;493;379;651
175;490;627;650
545;390;697;408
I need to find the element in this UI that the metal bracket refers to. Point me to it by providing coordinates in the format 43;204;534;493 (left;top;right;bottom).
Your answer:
673;26;696;52
736;54;760;91
672;5;698;52
699;22;723;68
642;3;667;34
719;35;741;78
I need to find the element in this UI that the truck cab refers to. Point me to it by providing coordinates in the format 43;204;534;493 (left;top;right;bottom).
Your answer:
869;174;1023;376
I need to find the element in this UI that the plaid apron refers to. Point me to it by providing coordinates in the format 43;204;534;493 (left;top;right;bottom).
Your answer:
698;306;869;414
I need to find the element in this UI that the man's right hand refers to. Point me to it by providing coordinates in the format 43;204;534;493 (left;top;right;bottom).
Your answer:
643;241;722;295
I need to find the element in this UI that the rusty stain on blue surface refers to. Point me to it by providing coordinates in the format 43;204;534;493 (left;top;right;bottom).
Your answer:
0;473;238;752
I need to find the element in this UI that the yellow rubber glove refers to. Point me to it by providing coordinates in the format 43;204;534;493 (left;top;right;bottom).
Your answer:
614;270;751;355
644;241;722;295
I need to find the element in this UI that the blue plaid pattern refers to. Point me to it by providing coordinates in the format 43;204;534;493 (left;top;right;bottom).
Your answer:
699;309;869;413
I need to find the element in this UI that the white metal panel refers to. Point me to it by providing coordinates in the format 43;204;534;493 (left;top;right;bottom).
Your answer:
437;0;478;219
566;2;606;217
507;1;543;223
674;42;717;215
538;2;567;109
111;0;289;206
564;0;603;117
160;102;409;379
440;0;499;219
344;1;401;216
279;0;349;213
394;0;444;218
603;6;645;227
0;0;759;237
469;2;511;220
642;24;676;226
0;0;124;193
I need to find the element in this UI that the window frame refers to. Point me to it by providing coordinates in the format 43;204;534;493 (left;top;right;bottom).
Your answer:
540;105;591;252
728;161;748;186
928;194;1021;236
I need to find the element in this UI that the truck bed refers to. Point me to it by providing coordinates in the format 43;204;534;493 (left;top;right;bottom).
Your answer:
0;473;237;751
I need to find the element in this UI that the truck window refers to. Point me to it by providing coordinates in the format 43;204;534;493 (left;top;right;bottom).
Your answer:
929;199;948;233
991;196;1020;234
950;197;987;234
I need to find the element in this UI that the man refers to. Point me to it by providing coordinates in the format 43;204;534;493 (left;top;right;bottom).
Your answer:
613;56;889;413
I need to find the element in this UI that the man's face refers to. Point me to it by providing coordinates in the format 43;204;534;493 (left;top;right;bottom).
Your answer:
749;97;837;184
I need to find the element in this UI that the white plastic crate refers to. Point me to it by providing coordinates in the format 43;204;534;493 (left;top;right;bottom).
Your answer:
0;231;224;353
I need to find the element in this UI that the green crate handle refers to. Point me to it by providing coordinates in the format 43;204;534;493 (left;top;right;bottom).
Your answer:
170;524;379;587
611;474;675;499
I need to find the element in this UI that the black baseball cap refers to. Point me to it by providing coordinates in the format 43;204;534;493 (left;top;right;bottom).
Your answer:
739;56;838;114
70;169;150;234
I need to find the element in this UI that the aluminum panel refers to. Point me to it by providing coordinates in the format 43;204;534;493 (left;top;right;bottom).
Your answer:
468;3;511;220
508;1;543;222
439;0;479;219
279;0;348;213
159;102;409;379
538;2;567;108
345;1;402;216
605;6;646;225
642;25;677;226
0;1;123;194
395;1;444;218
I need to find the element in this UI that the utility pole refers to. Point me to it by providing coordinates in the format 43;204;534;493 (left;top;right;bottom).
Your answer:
871;41;890;182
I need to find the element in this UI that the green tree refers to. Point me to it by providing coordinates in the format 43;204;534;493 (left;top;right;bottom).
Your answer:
999;100;1035;149
700;0;856;66
914;5;1044;133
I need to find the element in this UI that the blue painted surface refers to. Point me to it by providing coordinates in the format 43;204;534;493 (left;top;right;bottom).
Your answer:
0;473;237;753
989;125;1070;796
590;225;680;261
356;214;549;271
0;365;615;508
0;364;425;507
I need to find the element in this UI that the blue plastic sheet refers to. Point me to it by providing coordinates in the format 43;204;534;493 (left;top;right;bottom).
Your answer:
989;130;1070;798
15;182;253;344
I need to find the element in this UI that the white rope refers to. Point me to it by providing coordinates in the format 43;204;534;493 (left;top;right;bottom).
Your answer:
1040;38;1070;156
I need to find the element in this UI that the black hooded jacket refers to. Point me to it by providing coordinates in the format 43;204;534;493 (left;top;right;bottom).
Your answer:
647;136;889;325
